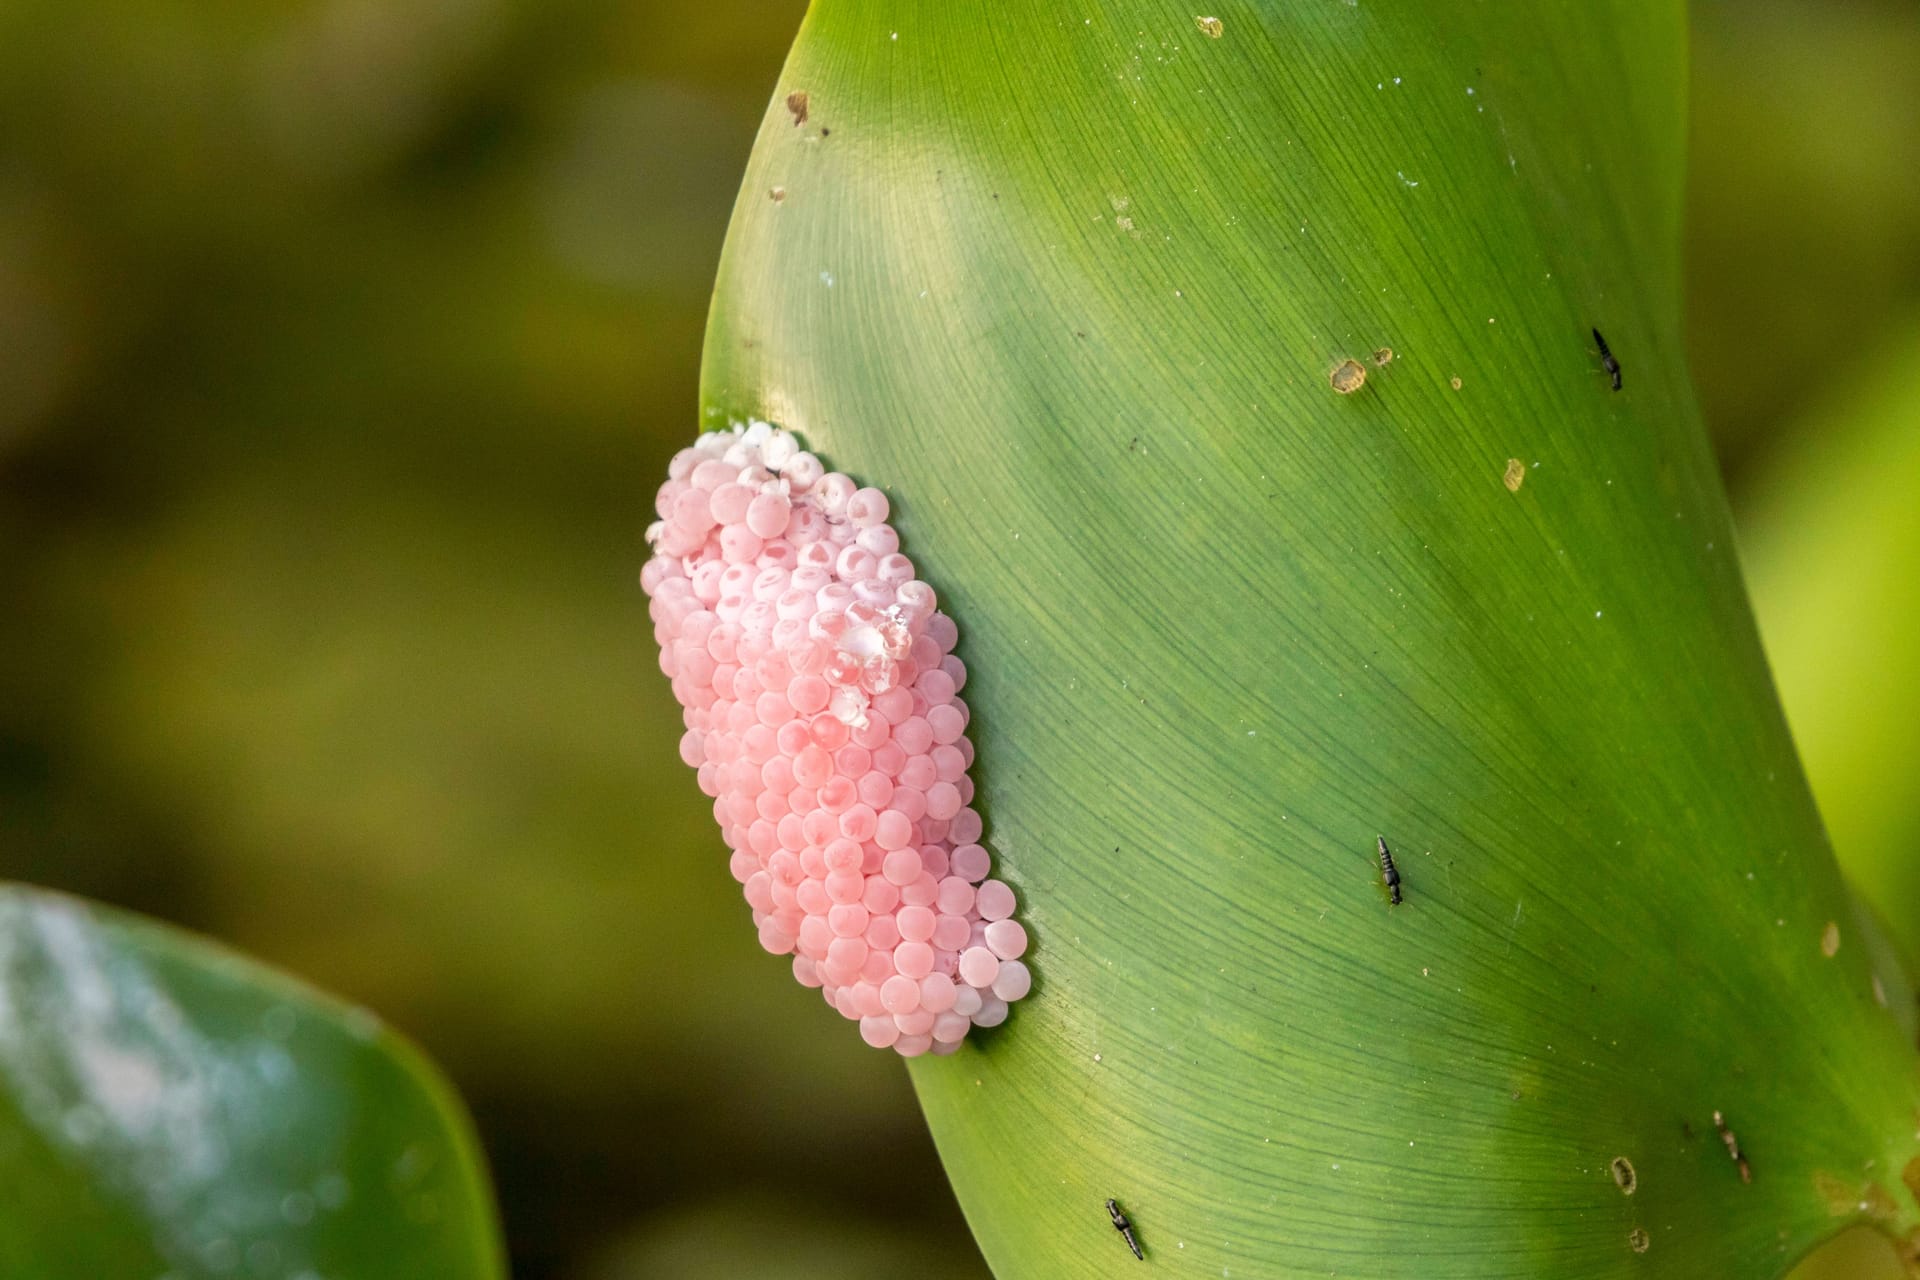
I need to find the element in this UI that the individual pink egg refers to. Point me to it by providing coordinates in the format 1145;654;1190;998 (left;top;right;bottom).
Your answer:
972;997;1008;1029
896;905;937;943
873;808;915;851
746;492;792;539
931;913;972;951
894;940;936;981
861;876;902;915
958;946;1000;989
991;960;1031;1002
852;981;886;1017
880;974;921;1014
919;971;958;1013
829;903;870;939
865;913;902;951
847;486;890;527
826;935;869;973
815;472;856;516
925;782;962;821
949;807;983;845
984;919;1027;960
881;847;923;886
949;843;991;883
976;880;1016;921
857;525;900;557
893;1008;936;1037
900;872;940;908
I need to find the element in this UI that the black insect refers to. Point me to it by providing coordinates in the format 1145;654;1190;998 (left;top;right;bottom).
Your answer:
1105;1198;1143;1261
1377;835;1402;905
1592;327;1621;391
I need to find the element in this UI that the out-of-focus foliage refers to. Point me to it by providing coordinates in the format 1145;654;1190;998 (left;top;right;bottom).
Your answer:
1740;317;1920;964
0;0;1912;1276
0;884;503;1279
1687;0;1920;483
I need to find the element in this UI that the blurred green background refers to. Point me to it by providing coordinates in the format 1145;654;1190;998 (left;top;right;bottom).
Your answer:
0;1;1913;1277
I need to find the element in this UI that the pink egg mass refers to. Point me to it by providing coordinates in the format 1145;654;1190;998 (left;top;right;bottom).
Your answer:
641;421;1030;1056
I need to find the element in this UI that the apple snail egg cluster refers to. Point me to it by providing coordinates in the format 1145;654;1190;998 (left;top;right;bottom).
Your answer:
640;421;1030;1056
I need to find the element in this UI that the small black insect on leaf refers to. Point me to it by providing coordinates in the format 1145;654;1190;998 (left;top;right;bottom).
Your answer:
1105;1198;1144;1261
1592;327;1622;391
1377;835;1403;906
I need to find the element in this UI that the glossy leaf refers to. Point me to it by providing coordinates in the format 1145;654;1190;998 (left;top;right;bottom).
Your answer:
0;883;505;1279
698;1;1920;1276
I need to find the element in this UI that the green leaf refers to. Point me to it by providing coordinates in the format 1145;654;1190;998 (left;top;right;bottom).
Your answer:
698;2;1920;1277
0;883;505;1280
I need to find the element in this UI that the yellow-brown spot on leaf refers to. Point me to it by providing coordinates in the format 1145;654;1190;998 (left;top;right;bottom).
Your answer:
1503;458;1526;492
1330;359;1367;394
1628;1228;1650;1254
1450;375;1463;390
1904;1156;1920;1205
1371;346;1394;366
770;186;787;203
1817;1171;1902;1221
786;91;810;126
1816;1170;1857;1216
1821;920;1841;956
1195;15;1223;37
1610;1156;1637;1195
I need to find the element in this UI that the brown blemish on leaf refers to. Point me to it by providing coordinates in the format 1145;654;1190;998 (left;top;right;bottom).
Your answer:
1195;15;1223;37
1628;1228;1650;1254
1713;1110;1752;1183
1371;346;1394;366
1904;1156;1920;1204
1503;458;1526;492
1450;375;1463;390
1610;1156;1637;1195
1330;359;1367;394
770;186;786;203
1817;1171;1902;1220
1822;920;1841;956
1816;1170;1858;1216
786;91;809;126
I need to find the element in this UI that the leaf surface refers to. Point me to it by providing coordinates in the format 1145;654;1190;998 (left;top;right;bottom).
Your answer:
701;3;1920;1275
